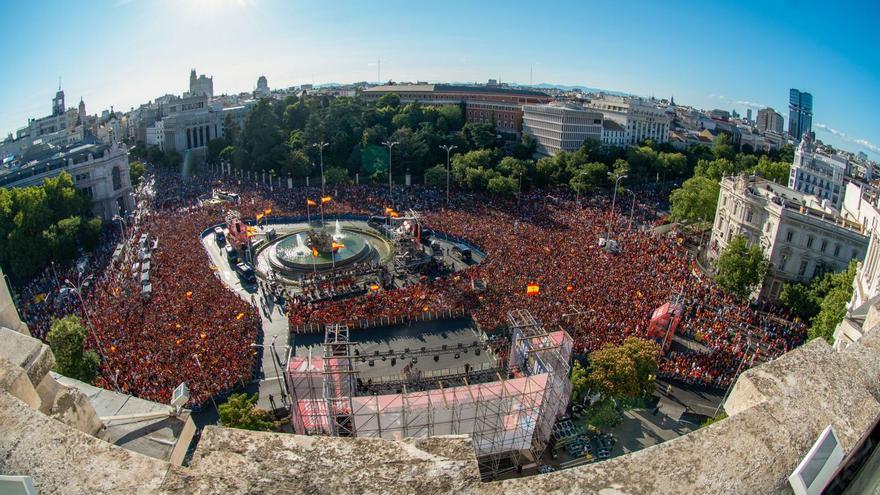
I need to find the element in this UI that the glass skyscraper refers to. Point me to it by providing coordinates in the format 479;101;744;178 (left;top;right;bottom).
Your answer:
788;88;813;140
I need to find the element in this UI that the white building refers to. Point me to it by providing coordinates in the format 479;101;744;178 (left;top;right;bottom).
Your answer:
584;95;671;145
522;102;603;156
788;133;848;210
0;142;135;220
145;121;164;149
709;174;868;301
601;120;626;146
834;195;880;350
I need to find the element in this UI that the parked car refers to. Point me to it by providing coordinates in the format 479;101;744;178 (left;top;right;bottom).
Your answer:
234;263;256;284
214;227;226;246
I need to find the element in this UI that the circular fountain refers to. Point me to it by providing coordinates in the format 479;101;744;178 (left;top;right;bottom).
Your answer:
266;220;386;276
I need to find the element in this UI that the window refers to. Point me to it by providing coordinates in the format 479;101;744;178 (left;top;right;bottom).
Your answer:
112;166;122;190
786;230;794;242
746;210;754;223
834;244;841;257
798;260;808;277
820;240;827;253
807;236;814;249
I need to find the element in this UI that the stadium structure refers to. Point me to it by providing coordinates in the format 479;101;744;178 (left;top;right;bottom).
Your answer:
286;309;573;478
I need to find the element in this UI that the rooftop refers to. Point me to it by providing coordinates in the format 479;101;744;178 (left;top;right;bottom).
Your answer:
363;84;550;98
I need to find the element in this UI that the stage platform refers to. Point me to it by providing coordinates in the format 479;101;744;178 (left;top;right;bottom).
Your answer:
291;318;496;381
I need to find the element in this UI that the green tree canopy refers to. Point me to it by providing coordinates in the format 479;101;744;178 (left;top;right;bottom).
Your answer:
714;235;769;300
47;315;99;384
129;161;146;186
487;175;518;197
779;282;821;320
323;166;352;185
808;261;858;344
669;176;721;224
424;164;448;189
218;393;275;431
587;337;660;400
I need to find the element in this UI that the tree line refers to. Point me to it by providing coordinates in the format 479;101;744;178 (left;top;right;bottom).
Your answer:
0;173;102;283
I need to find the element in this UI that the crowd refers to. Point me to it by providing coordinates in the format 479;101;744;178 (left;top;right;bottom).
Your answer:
17;167;806;406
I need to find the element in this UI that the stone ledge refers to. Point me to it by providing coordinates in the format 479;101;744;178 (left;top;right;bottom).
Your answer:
159;427;481;494
0;327;55;387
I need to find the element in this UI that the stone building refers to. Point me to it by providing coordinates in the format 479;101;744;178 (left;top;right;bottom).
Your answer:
709;174;868;300
0;141;134;220
584;94;671;145
788;133;849;210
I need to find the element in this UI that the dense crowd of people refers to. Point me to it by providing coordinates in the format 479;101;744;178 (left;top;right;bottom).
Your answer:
17;167;806;406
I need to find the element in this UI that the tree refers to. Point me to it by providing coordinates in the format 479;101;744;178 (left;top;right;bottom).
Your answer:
46;315;99;384
809;261;858;344
669;176;720;224
217;393;275;431
324;166;352;185
779;283;821;320
460;122;498;150
753;156;790;184
129;161;146;186
487;175;518;197
424;164;447;188
570;361;589;404
714;235;769;300
587;337;659;400
377;93;401;108
569;162;609;199
712;133;736;161
206;138;228;164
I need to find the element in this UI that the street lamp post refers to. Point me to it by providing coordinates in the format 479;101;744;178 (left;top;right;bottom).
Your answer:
250;337;291;409
439;144;457;206
606;174;628;242
312;142;328;198
64;276;121;393
112;214;128;242
382;140;399;203
626;189;637;232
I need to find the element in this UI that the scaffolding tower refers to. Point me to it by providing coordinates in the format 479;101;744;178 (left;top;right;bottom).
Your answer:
323;323;357;437
473;309;573;478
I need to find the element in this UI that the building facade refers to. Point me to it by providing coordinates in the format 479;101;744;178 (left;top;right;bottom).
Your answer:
709;174;868;301
0;142;134;220
756;107;784;134
834;196;880;350
521;103;603;156
584;95;670;145
361;84;551;133
601;120;626;146
188;69;214;98
788;133;848;209
788;88;813;140
256;76;269;97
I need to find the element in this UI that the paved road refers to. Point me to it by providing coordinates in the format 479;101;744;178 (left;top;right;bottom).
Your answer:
201;229;291;412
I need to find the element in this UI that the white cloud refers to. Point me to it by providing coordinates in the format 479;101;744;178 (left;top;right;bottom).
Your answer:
735;100;766;110
815;123;880;154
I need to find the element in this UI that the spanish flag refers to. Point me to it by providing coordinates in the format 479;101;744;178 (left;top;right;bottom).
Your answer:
235;312;246;320
370;284;380;291
390;211;399;218
526;283;540;295
256;213;264;221
321;196;332;204
185;291;193;300
384;207;395;214
307;199;317;207
311;247;319;257
332;242;345;250
264;208;272;216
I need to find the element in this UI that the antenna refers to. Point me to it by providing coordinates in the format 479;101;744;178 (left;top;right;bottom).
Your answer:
58;76;62;91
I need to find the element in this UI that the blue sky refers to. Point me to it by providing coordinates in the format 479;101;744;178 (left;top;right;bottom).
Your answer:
1;0;878;157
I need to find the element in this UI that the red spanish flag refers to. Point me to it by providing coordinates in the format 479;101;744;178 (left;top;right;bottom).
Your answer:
256;213;264;221
321;196;332;204
235;312;245;320
307;198;317;207
332;242;345;250
526;283;540;295
264;208;272;216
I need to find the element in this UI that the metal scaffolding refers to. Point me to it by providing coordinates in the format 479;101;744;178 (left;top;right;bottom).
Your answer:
286;310;572;480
